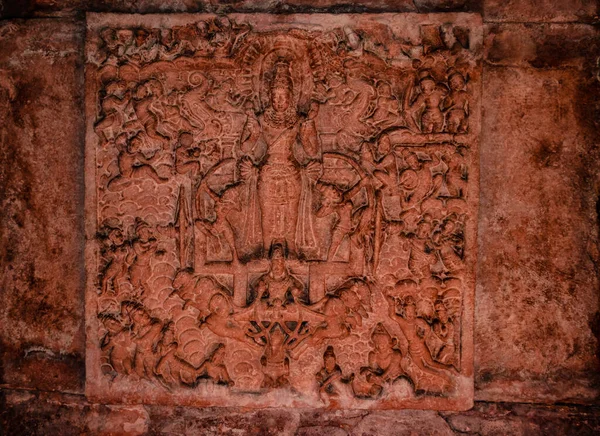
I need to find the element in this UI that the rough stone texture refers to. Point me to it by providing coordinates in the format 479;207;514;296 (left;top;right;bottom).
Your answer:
0;19;85;393
484;0;598;23
484;23;598;69
476;23;600;403
442;402;600;435
2;391;600;435
0;0;482;18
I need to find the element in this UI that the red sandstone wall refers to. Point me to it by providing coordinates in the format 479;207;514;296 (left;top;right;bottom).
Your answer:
1;0;599;434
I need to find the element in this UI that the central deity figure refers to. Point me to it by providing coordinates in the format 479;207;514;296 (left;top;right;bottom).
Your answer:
238;57;321;257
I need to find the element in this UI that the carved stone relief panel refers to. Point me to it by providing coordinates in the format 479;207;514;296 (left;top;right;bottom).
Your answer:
85;13;481;410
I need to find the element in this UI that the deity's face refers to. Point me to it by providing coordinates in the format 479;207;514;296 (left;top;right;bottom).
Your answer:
147;80;163;97
100;28;116;45
450;74;465;90
160;29;173;46
135;30;149;47
442;220;455;235
291;286;303;301
416;222;431;239
163;325;175;345
197;278;215;295
209;294;229;316
421;79;435;94
404;303;416;319
373;333;391;351
137;225;153;241
436;304;449;323
271;87;291;113
271;330;285;347
405;153;421;171
132;308;150;325
107;81;127;97
213;346;226;363
128;137;143;153
378;83;392;98
117;29;134;45
271;249;286;277
324;355;336;372
341;290;360;308
108;228;124;246
104;318;122;335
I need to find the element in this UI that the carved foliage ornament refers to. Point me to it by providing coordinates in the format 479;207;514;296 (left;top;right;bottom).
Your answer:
85;13;481;410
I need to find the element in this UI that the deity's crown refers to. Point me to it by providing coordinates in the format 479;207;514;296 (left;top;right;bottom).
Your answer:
324;346;336;358
372;323;391;339
271;59;293;91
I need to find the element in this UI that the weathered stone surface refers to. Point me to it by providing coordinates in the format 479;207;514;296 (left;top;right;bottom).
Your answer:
0;19;85;393
442;402;600;435
84;12;481;409
484;23;598;70
3;391;600;435
484;0;598;23
0;0;481;18
476;23;600;403
0;390;149;435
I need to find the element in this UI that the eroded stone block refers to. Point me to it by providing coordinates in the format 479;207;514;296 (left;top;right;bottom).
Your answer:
84;12;482;409
0;19;85;393
476;64;600;404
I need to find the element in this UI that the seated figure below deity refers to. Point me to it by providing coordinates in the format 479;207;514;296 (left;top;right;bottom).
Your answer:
252;242;307;306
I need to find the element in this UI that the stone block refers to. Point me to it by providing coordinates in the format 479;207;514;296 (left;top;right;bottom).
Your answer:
484;0;598;23
484;23;598;69
476;62;600;403
0;19;85;393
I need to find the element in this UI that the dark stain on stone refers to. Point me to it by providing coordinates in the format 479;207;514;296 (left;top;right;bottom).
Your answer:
530;138;562;168
530;34;598;69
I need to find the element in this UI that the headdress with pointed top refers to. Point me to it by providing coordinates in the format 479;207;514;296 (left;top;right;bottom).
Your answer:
372;323;391;339
271;59;293;92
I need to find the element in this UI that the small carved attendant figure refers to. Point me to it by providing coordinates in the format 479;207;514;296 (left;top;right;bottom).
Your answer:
107;133;168;191
199;343;234;385
129;219;159;295
316;346;346;402
368;81;401;130
129;304;163;379
155;321;200;387
386;295;454;394
99;219;130;295
363;324;404;390
195;184;240;263
292;287;363;357
316;184;354;261
408;71;447;134
431;298;457;368
95;80;130;141
129;79;169;147
99;313;134;377
203;292;259;348
255;243;305;306
431;213;464;275
260;325;290;388
442;70;469;133
408;216;436;280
